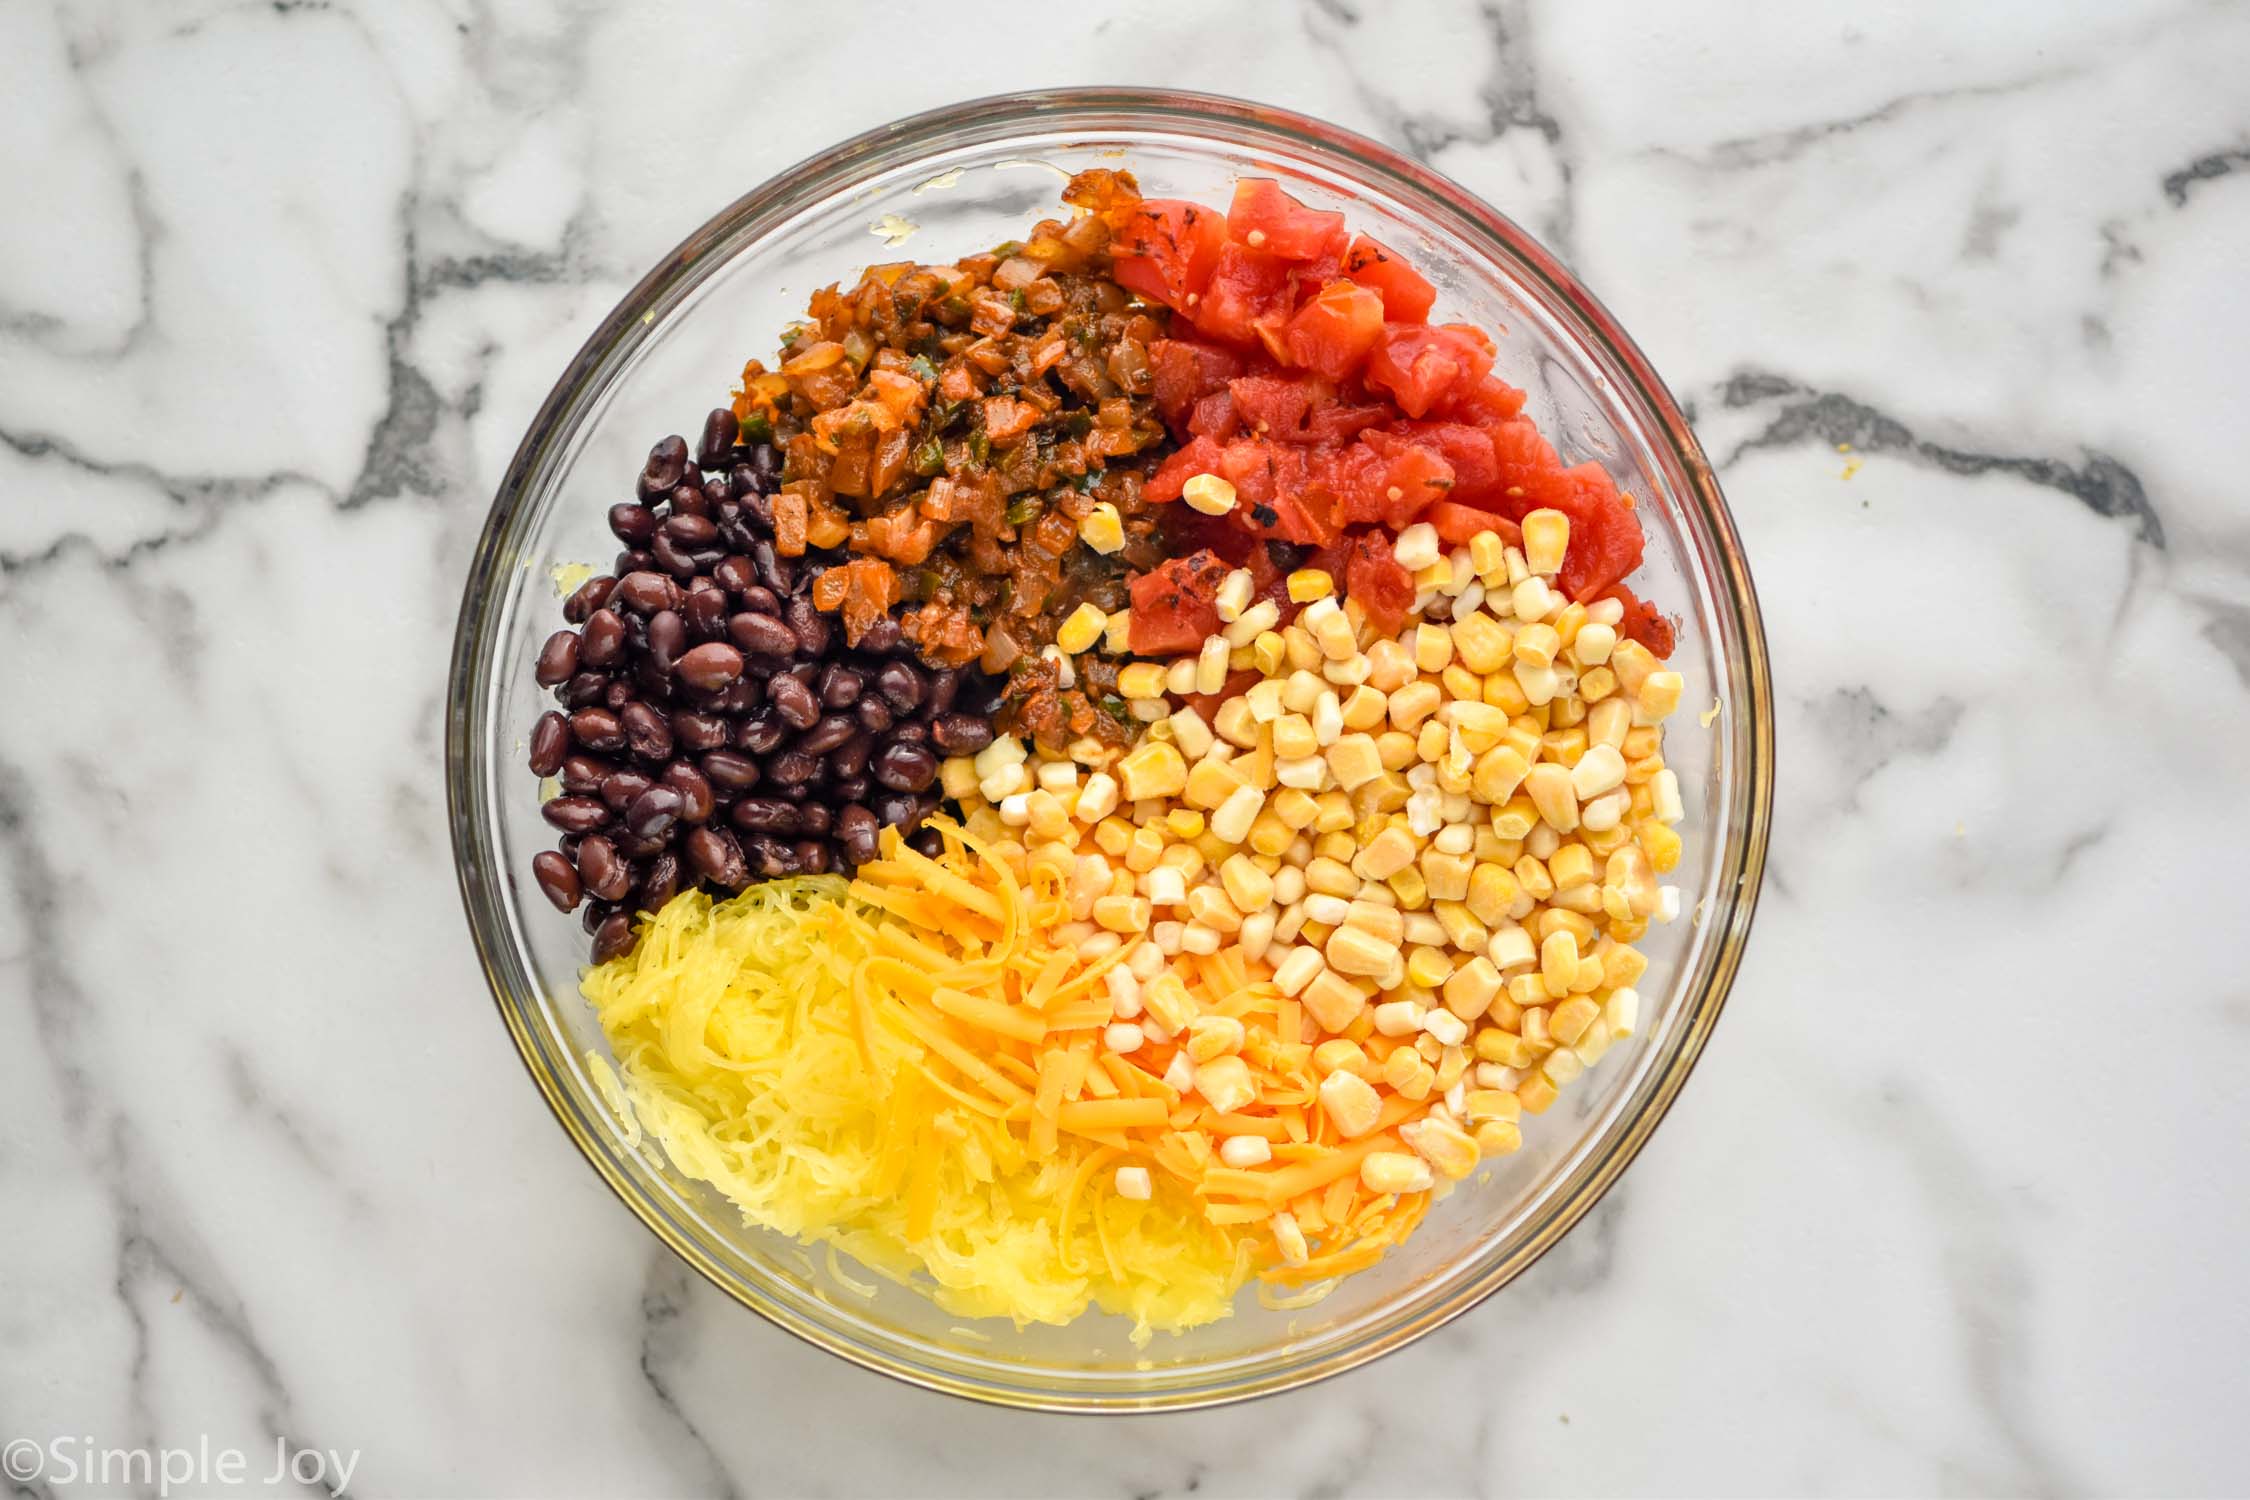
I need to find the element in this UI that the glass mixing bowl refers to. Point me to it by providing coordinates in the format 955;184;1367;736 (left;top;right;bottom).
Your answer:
447;89;1773;1411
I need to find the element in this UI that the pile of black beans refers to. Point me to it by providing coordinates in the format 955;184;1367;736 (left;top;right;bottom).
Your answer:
524;410;1002;962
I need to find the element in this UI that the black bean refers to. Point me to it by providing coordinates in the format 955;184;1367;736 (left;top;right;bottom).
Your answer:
676;642;746;691
639;435;689;498
703;677;761;715
769;674;819;730
855;697;895;733
616;828;671;860
929;712;995;755
798;716;858;755
785;597;830;655
651;530;699;579
872;793;919;829
641;851;684;910
617;570;678;614
829;733;871;781
615;547;654;575
593;911;636;963
569;707;626;752
766;749;818;787
833;775;870;802
580;608;627;668
663;762;715;824
750;838;797;877
697;408;740;469
672;711;730;753
577;836;632;903
873;741;939;793
730;798;800;834
857;616;902;655
836;805;880;866
796;842;831;876
888;721;927;746
924;668;960;718
560;754;612;793
664;512;719;549
625;784;685;841
704;474;732;510
528;711;571;776
559;670;608;708
729;611;797;658
542;795;610;833
563;574;617;623
736;712;788;754
714;555;756;596
582;899;610;935
532;850;582;912
681;826;742;890
701;749;762;791
907;827;945;860
752;539;790;592
609;503;658;544
686;586;729;639
599;768;654;811
668;483;711;519
610;674;649;710
818;663;864;708
620;700;674;761
796;803;832;836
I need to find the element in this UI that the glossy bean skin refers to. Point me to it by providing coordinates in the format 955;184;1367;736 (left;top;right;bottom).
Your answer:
522;431;1002;962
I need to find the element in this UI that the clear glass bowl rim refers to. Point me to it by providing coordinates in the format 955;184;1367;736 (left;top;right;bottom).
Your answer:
446;86;1775;1412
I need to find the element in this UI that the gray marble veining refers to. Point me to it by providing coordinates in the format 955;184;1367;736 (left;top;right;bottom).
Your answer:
4;0;2247;1495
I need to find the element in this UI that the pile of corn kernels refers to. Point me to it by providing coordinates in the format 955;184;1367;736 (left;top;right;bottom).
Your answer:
937;490;1686;1219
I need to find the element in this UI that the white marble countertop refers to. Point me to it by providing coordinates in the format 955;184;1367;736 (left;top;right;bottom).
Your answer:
5;2;2247;1495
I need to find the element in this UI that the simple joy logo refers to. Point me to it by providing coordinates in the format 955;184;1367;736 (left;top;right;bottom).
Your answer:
2;1434;359;1495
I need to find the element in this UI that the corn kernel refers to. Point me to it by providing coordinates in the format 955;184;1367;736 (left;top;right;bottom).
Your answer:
1520;508;1570;576
1420;849;1473;902
1524;763;1580;832
1405;945;1455;989
1393;522;1441;571
1474;1119;1524;1155
1413;623;1454;673
1388;680;1442;732
1079;501;1125;555
1286;568;1335;603
1314;1068;1383;1140
1055;602;1108;655
1251;630;1287;676
1515;1071;1558;1114
1638;670;1684;720
1353;825;1418;882
1548;841;1596;890
1183;472;1238;516
1302;968;1369;1033
1360;1150;1434;1195
1118;662;1168;700
1194;1054;1257;1113
1117;742;1187;801
1399;1116;1480;1180
1220;854;1275;913
1093;894;1151;934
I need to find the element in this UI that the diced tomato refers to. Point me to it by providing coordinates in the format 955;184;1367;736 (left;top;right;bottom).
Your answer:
1128;550;1233;655
1188;390;1239;439
1149;339;1248;425
1190;243;1295;346
1288;248;1346;307
1438;372;1528;425
1227;179;1348;261
1324;434;1455;528
1601;583;1676;658
1211;440;1340;547
1423;500;1523;550
1340;233;1436;322
1383;422;1501;506
1110;199;1228;313
1364;323;1496;418
1485;418;1574;514
1341;533;1416;636
1146;434;1223;502
1229;376;1386;445
1283;279;1387;379
1547;462;1647;602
